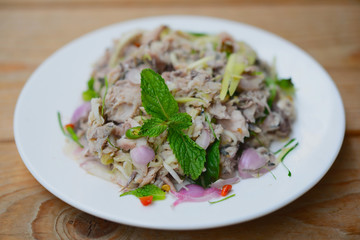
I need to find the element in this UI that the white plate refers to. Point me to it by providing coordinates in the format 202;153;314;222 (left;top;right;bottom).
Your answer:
14;16;345;230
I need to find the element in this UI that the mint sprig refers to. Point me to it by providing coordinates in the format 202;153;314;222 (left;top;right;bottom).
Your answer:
197;139;220;187
137;69;206;180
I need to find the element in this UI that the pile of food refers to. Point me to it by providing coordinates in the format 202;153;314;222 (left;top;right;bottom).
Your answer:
58;26;297;206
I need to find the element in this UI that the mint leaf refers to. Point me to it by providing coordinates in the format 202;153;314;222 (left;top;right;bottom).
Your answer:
167;128;206;180
87;77;95;90
265;77;277;108
197;139;220;187
120;184;166;201
140;118;168;137
169;112;192;130
140;69;178;120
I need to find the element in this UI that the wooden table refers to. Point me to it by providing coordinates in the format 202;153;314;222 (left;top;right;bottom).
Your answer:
1;0;359;239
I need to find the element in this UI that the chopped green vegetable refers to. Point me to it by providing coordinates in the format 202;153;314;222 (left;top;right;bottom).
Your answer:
187;32;208;37
274;138;296;154
57;112;67;136
175;97;207;104
265;77;295;108
220;53;246;100
168;128;206;180
65;125;84;148
265;77;277;108
280;142;299;162
87;76;95;89
209;194;235;204
82;77;99;102
120;184;166;201
140;69;179;121
126;126;143;139
82;89;98;101
277;78;295;95
107;137;120;150
204;113;216;139
57;112;84;148
275;139;299;177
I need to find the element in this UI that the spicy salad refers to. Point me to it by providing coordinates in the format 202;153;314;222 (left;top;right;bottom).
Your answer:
58;26;297;206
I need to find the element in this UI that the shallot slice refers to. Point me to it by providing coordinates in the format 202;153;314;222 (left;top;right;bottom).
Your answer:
171;184;221;207
71;102;91;124
130;145;155;166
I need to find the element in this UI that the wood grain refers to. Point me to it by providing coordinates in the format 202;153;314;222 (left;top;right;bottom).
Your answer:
0;1;360;239
1;136;359;239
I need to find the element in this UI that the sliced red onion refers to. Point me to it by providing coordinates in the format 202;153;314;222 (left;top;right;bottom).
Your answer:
130;145;155;166
238;148;274;179
171;184;221;207
210;177;240;189
239;148;266;170
238;169;254;179
71;102;91;124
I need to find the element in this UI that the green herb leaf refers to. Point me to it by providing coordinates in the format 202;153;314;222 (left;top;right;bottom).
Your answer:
265;77;295;108
140;118;168;137
140;69;178;120
82;89;99;102
277;78;295;95
274;138;295;154
167;128;206;180
265;77;277;108
209;194;235;204
168;112;192;130
88;77;95;90
82;77;99;102
120;184;166;201
197;139;220;187
275;140;299;177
